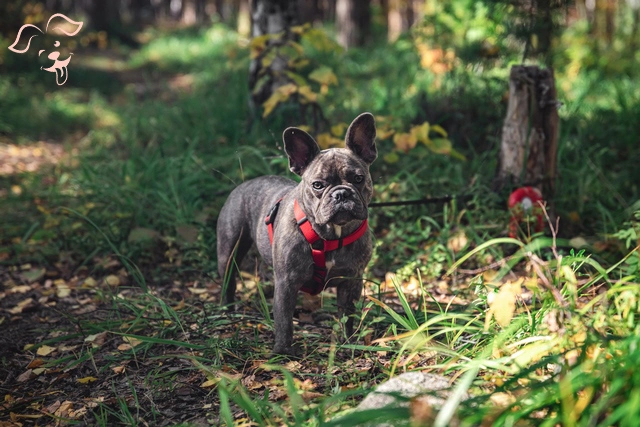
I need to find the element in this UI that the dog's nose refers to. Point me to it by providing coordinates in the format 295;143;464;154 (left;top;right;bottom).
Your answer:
332;189;350;202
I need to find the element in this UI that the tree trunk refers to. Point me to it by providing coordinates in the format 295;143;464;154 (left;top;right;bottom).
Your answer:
495;66;559;202
182;0;198;25
91;0;122;33
249;0;300;107
238;0;251;36
387;0;411;42
336;0;371;48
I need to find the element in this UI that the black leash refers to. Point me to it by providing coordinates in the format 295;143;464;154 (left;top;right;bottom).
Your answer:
369;194;473;208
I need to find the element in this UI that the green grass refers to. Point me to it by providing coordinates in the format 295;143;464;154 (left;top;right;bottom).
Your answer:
1;16;640;427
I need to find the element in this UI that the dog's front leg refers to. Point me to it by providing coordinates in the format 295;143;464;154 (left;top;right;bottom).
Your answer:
272;272;299;355
336;278;364;340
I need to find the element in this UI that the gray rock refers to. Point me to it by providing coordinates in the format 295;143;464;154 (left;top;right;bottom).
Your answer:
358;372;461;410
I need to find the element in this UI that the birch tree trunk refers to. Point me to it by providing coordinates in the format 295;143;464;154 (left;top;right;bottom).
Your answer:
495;66;559;201
336;0;371;48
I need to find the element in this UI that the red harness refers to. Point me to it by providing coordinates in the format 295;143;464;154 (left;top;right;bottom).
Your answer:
265;198;369;295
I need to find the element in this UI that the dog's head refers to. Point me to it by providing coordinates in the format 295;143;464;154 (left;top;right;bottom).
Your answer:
283;113;377;226
8;13;83;85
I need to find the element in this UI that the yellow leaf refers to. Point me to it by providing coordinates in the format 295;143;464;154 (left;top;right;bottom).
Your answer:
430;124;448;137
410;122;430;144
424;138;452;155
201;379;218;388
36;345;56;356
309;66;338;86
82;277;97;288
123;336;143;347
486;279;523;328
297;85;317;102
262;83;297;118
77;376;98;384
316;133;343;149
330;123;347;137
377;128;395;140
291;23;311;35
112;366;125;374
393;133;417;153
56;282;71;298
104;275;120;286
249;34;270;59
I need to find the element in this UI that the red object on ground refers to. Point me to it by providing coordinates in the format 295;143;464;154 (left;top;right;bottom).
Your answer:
508;187;544;238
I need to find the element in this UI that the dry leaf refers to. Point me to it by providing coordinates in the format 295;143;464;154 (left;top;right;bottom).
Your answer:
9;285;32;294
77;376;98;384
112;365;126;374
8;297;35;314
486;279;523;328
17;369;35;382
104;275;120;286
55;282;71;298
36;345;56;356
122;336;143;347
85;331;108;347
447;230;468;253
27;359;44;369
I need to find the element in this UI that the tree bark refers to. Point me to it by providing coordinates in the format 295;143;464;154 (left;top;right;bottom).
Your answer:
495;66;559;202
249;0;300;106
336;0;371;48
182;0;198;25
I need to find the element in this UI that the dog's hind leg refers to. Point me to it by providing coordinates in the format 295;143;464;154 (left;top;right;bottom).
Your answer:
217;225;252;308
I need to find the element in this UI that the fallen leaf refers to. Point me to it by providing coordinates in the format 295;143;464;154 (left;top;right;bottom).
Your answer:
46;400;62;413
82;277;97;288
85;332;108;347
77;376;98;384
104;275;120;286
447;230;468;253
17;369;34;382
8;298;35;314
486;279;523;328
27;359;44;369
55;282;71;298
201;379;217;388
122;336;143;347
8;285;32;294
22;268;45;283
112;366;125;374
36;345;56;356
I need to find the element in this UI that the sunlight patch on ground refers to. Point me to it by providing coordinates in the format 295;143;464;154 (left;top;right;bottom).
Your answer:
0;140;64;176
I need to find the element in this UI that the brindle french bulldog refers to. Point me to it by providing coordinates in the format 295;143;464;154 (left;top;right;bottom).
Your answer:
217;113;377;355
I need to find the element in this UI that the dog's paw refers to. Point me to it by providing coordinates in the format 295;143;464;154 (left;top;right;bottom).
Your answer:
270;343;301;359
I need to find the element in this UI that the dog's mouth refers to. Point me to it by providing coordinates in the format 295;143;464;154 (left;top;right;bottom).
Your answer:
318;200;367;226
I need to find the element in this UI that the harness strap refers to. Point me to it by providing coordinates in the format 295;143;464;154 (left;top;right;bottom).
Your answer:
293;199;368;295
265;198;283;244
265;198;368;296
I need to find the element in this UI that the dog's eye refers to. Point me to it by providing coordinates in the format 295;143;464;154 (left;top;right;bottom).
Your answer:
354;175;364;183
312;181;325;190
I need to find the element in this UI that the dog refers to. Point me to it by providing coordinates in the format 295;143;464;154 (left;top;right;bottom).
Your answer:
216;112;377;355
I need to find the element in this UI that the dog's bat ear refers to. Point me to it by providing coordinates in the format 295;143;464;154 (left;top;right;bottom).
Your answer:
8;24;43;54
45;13;83;36
283;127;320;176
345;112;377;164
